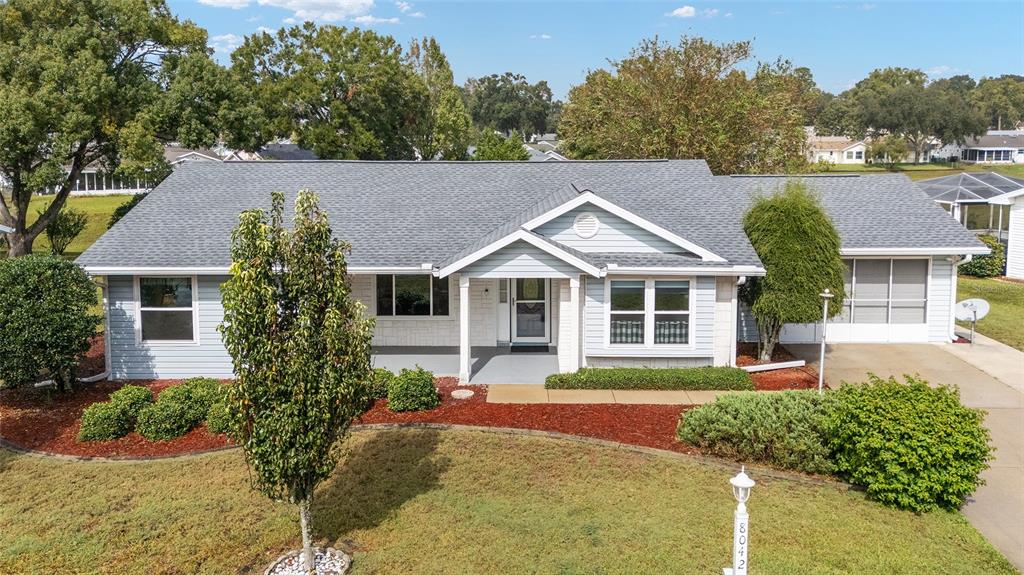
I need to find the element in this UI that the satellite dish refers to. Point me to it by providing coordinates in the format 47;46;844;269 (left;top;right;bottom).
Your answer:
954;299;990;322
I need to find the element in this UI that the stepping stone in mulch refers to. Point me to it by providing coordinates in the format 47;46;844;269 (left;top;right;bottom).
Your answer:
450;389;475;400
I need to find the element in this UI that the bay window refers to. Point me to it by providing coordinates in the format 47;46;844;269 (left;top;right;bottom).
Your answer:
609;278;691;346
376;274;449;316
137;277;196;342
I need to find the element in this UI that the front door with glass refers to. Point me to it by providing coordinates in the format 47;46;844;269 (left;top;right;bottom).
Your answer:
511;278;549;343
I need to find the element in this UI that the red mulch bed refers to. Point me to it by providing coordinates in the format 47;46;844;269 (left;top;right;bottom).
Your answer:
358;377;696;453
78;335;106;379
737;343;820;391
0;379;231;458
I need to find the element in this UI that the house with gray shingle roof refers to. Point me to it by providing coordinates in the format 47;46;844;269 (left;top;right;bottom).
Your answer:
76;160;987;383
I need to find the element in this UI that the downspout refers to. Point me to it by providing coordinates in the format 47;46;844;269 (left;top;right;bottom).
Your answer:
949;255;973;342
729;276;747;367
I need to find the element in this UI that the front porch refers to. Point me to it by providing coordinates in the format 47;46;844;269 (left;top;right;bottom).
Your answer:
372;346;560;384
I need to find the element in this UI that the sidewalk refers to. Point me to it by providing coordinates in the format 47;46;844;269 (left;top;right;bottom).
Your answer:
486;386;765;405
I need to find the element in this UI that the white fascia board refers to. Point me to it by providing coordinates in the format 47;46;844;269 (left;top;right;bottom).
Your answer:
350;266;433;274
990;188;1024;205
519;191;727;263
604;265;766;277
436;229;601;278
840;247;992;256
82;266;230;275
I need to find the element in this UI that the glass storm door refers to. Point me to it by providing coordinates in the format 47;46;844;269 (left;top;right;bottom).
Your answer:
512;278;549;343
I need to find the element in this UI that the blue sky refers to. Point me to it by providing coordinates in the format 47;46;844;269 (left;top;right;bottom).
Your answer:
171;0;1024;98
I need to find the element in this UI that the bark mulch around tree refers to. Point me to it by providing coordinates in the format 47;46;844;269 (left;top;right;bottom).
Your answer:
738;343;820;391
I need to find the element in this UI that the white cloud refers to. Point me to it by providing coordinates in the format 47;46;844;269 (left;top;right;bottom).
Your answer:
352;14;400;24
256;26;275;34
530;33;552;40
256;0;375;23
246;14;261;21
860;3;877;10
724;12;733;18
395;1;411;12
199;0;250;8
926;65;959;78
409;10;425;18
667;5;696;18
703;8;719;17
210;33;243;55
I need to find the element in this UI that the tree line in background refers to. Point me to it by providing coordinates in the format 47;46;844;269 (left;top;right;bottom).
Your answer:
3;0;1023;255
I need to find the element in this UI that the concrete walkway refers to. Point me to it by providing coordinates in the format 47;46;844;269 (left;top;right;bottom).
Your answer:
486;386;759;405
799;340;1024;571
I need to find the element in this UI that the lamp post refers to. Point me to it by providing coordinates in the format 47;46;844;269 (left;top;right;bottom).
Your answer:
818;288;833;394
723;467;755;575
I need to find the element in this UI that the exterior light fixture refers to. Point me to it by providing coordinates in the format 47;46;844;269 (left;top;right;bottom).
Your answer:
723;466;755;575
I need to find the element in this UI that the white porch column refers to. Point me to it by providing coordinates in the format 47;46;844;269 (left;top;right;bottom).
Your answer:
569;277;581;372
459;274;471;383
557;276;582;373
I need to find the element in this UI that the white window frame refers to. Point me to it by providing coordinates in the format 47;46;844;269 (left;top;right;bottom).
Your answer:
374;274;452;319
604;276;695;349
841;257;931;325
133;275;200;345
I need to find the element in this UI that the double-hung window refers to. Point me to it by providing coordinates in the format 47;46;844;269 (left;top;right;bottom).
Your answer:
376;275;449;316
609;279;692;346
137;277;196;342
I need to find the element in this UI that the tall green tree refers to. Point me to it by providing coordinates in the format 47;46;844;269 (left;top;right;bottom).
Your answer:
972;75;1024;130
471;130;529;160
232;24;428;160
558;37;808;174
219;190;374;572
462;72;557;136
741;181;847;361
406;37;471;160
867;135;908;169
0;0;244;256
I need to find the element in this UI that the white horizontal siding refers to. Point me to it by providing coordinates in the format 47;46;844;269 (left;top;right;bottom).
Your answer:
583;275;715;360
461;240;583;278
108;275;233;380
928;256;954;343
534;206;680;253
1007;200;1024;280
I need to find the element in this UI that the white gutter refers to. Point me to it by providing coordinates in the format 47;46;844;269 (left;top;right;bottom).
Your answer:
841;247;991;256
603;265;767;277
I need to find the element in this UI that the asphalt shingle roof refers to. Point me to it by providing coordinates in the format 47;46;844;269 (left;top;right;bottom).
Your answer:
76;161;984;272
721;174;986;251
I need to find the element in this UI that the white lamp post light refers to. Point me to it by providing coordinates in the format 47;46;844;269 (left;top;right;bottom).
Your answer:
723;466;755;575
818;288;833;394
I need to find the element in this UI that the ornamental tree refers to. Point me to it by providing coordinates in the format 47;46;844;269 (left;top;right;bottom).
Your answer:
741;180;847;361
219;190;374;572
0;255;100;390
471;130;529;161
0;0;246;256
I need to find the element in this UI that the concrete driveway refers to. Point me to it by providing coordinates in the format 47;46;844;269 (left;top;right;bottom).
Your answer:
791;336;1024;570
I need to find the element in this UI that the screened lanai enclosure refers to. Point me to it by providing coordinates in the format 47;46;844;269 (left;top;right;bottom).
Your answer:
917;172;1024;242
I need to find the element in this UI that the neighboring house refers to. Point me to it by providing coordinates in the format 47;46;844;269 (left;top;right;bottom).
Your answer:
524;144;568;162
934;131;1024;164
76;161;986;382
993;188;1024;279
223;143;320;162
46;146;222;196
806;134;867;165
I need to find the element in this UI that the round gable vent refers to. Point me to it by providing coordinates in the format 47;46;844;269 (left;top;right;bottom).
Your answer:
573;212;600;239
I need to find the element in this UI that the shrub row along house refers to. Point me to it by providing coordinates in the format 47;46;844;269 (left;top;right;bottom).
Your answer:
75;161;986;383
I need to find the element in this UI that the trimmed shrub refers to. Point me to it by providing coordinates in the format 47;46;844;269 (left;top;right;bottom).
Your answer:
158;377;220;424
136;400;194;441
677;391;837;474
205;397;234;435
78;402;133;441
827;375;992;512
42;206;88;256
0;255;100;390
109;385;153;415
387;366;440;412
960;235;1005;278
367;368;396;400
546;367;753;391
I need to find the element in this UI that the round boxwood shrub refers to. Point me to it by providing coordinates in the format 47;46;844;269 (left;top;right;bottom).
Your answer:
0;254;100;390
78;402;133;441
367;368;395;401
109;385;153;415
677;390;837;475
827;375;992;512
205;397;234;435
387;366;439;412
158;377;220;425
136;401;194;441
959;235;1005;278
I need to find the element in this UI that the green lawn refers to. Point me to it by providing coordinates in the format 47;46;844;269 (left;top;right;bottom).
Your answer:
0;429;1014;574
957;277;1024;351
0;194;133;259
819;162;1024;182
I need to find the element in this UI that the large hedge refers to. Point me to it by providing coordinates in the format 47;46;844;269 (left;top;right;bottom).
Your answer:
677;375;993;512
959;235;1005;278
546;367;753;391
0;255;100;390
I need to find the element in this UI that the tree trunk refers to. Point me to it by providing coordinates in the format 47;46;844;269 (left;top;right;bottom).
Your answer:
5;231;35;257
758;318;781;362
298;497;315;574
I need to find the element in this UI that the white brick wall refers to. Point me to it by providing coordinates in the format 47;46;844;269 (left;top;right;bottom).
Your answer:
350;274;497;347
